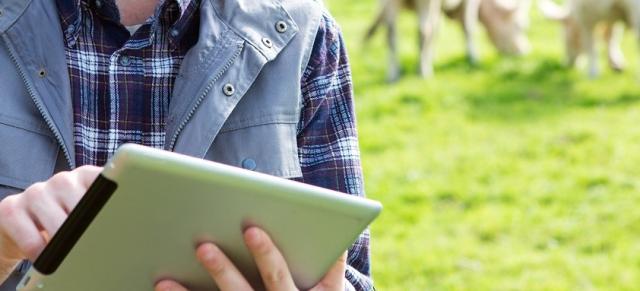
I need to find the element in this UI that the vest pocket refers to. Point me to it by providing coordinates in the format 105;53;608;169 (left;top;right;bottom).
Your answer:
206;123;302;178
0;115;59;198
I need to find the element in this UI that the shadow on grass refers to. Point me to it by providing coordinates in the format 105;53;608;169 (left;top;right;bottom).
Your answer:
435;55;483;72
454;57;640;122
356;53;640;124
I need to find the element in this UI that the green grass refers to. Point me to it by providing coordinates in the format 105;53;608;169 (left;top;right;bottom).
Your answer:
324;0;640;290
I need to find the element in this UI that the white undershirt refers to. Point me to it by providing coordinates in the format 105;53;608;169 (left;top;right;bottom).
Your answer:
126;24;142;35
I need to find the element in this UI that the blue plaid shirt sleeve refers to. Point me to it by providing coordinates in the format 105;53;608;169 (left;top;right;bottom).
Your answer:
294;12;374;291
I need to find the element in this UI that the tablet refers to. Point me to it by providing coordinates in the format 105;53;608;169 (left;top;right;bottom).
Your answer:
16;144;381;291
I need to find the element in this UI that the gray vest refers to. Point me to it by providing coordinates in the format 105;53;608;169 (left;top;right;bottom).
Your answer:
0;0;323;288
0;0;323;197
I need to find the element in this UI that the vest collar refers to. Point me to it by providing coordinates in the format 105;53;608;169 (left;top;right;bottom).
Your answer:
209;0;299;61
1;0;300;164
0;0;33;34
1;0;300;53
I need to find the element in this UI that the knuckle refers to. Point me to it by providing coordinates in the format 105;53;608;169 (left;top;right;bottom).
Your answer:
77;165;101;175
264;268;288;286
50;172;77;189
0;195;14;212
75;166;101;186
23;182;47;200
252;238;271;256
21;238;44;259
205;256;227;278
199;245;228;278
209;260;226;277
0;196;18;222
77;165;96;172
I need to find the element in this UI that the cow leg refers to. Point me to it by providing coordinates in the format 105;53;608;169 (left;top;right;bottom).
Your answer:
418;0;442;78
637;29;640;80
580;25;598;78
387;17;401;82
605;22;626;72
632;11;640;79
462;0;481;65
383;1;402;83
565;44;578;68
563;20;581;68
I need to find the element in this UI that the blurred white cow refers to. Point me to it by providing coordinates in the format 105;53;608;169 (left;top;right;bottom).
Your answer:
366;0;532;81
539;0;640;78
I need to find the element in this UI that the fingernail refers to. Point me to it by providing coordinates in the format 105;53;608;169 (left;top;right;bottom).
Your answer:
155;280;175;291
244;228;262;247
198;243;217;262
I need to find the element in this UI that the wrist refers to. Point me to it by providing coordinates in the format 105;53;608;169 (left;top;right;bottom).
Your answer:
0;248;20;264
0;235;21;273
0;257;19;283
0;255;19;265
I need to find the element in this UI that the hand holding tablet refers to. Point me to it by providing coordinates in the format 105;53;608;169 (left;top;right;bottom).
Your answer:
17;144;381;291
155;228;347;291
0;166;102;280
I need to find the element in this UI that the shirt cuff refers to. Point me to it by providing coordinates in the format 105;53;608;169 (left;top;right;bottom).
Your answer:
345;280;357;291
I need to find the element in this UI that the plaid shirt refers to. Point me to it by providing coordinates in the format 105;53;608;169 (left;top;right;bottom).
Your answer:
55;0;372;290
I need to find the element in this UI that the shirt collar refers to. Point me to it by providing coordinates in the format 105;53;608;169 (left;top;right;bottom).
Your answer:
147;0;200;49
55;0;198;48
175;0;193;17
55;0;82;47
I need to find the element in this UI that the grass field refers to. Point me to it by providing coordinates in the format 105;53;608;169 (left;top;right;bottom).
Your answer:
324;0;640;290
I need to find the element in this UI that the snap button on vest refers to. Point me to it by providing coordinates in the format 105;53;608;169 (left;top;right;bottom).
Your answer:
38;68;47;78
95;0;103;8
275;21;288;33
223;84;235;96
242;158;257;171
262;38;273;49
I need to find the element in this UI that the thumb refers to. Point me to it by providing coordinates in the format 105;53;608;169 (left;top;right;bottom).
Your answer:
155;280;190;291
311;252;347;291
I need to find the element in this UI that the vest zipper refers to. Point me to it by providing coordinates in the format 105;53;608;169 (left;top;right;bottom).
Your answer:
168;43;244;151
2;36;75;169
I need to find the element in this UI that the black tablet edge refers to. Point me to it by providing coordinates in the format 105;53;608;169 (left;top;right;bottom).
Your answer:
33;174;118;275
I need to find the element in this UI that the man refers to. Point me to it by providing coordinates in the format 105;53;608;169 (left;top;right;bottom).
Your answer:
0;0;372;290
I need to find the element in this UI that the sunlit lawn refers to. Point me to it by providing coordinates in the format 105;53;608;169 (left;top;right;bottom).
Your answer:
325;0;640;289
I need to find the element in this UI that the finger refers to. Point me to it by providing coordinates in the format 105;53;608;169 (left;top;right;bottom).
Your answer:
28;199;67;240
311;252;347;291
58;166;102;212
196;243;253;291
154;280;189;291
244;228;297;291
46;170;93;213
24;177;72;237
57;189;83;215
52;180;87;214
74;166;103;188
0;199;46;261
